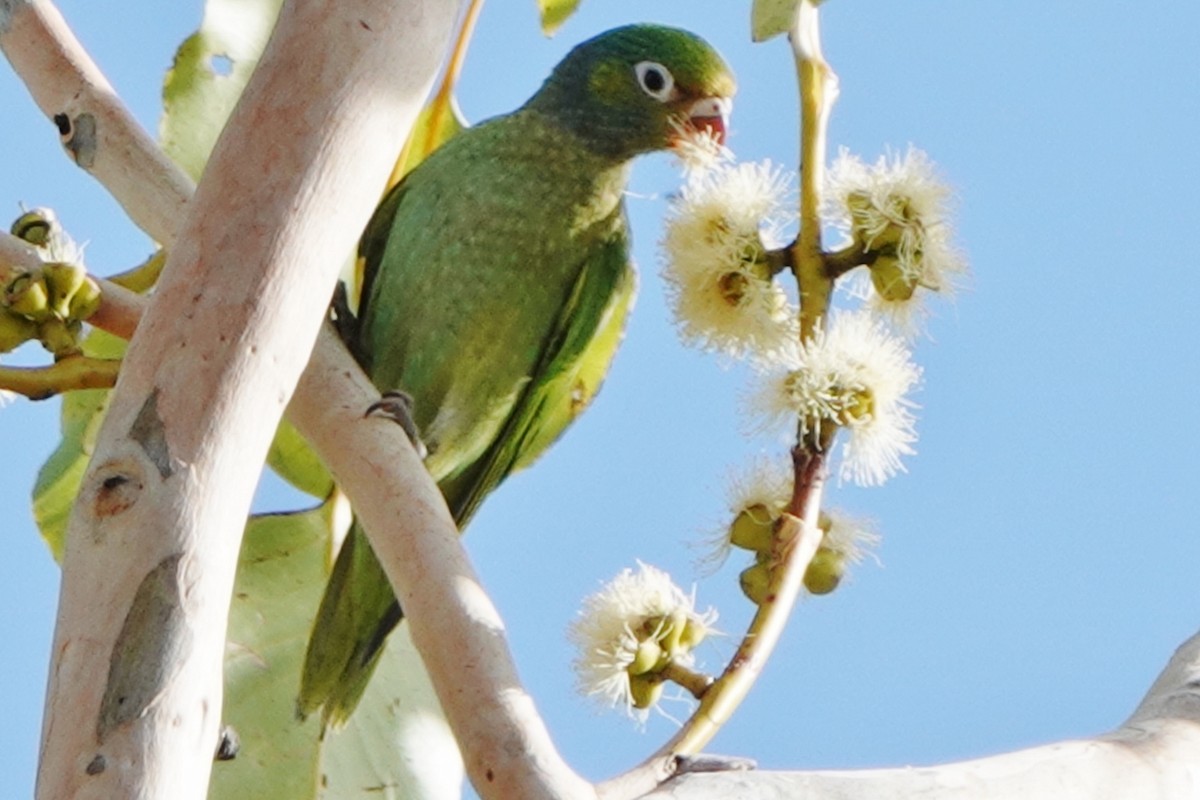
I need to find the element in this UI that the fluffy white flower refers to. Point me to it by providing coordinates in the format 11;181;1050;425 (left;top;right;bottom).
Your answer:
697;454;794;571
747;310;921;486
823;147;965;327
15;206;86;266
669;123;734;175
821;509;881;566
661;160;798;360
569;562;716;718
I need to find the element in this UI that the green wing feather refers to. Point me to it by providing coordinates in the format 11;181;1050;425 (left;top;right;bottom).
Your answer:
300;226;635;726
441;233;635;524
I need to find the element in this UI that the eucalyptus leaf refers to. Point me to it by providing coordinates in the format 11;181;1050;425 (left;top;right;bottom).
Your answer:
751;0;800;42
213;502;463;800
537;0;582;36
160;0;285;179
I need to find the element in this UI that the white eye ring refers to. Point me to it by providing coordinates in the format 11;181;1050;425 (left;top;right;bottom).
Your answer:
634;61;675;102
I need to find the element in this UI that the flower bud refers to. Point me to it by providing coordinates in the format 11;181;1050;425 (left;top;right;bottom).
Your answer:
66;275;102;321
11;209;54;247
0;308;38;352
37;317;83;357
42;261;88;317
869;251;918;302
6;272;51;320
629;639;664;676
739;558;772;605
728;504;776;553
803;547;846;595
628;672;665;710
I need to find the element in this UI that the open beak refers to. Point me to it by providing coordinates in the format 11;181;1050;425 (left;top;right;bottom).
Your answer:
678;96;732;146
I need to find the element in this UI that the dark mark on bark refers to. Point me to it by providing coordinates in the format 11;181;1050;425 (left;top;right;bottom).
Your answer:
97;553;187;742
58;112;98;168
130;389;173;479
94;471;142;518
85;754;106;775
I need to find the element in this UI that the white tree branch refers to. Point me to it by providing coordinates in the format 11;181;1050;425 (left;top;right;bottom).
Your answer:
290;326;597;800
0;0;194;245
24;0;458;797
640;632;1200;799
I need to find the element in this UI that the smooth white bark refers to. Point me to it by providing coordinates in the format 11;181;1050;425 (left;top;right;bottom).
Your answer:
641;633;1200;799
19;0;458;797
0;0;194;245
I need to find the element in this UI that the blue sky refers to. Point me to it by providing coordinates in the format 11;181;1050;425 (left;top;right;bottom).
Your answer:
3;1;1200;795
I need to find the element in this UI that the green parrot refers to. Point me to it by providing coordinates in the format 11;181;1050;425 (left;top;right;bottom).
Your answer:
300;24;736;725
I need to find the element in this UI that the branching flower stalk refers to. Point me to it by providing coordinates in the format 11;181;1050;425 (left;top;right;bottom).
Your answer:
791;0;838;341
663;454;826;758
651;0;841;758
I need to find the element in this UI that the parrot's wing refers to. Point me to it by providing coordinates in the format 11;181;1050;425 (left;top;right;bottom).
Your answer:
350;178;410;362
439;227;636;526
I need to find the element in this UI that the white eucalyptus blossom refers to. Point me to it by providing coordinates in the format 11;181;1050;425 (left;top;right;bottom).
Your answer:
823;146;965;328
661;160;798;360
569;562;716;719
698;455;793;570
747;310;921;486
669;123;733;174
821;509;881;566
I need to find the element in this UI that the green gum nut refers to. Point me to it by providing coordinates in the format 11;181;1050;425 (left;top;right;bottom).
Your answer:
729;504;776;553
0;308;38;352
870;252;918;302
803;548;846;595
739;560;772;606
6;272;51;321
628;672;665;710
628;639;663;676
11;209;54;247
42;262;88;316
652;609;686;660
38;317;82;357
66;276;102;321
679;617;708;651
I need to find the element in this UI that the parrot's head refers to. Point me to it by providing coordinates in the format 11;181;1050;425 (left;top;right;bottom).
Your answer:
527;24;736;161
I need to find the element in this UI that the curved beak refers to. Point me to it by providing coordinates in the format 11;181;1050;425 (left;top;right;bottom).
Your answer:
680;96;732;146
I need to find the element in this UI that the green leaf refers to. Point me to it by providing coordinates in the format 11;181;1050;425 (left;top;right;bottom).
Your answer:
32;329;126;560
212;501;463;800
265;417;333;499
160;0;285;180
537;0;582;36
391;94;468;183
751;0;799;42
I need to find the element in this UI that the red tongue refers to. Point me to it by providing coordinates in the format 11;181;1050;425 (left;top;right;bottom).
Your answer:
687;114;727;145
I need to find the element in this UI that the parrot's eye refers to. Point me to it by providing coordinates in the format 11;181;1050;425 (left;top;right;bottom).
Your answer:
634;61;675;102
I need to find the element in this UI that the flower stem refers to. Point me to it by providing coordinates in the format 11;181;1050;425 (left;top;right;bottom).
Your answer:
661;662;715;700
0;356;120;400
789;0;839;341
655;453;826;758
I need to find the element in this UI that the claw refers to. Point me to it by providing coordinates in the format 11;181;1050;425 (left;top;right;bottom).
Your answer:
365;390;428;459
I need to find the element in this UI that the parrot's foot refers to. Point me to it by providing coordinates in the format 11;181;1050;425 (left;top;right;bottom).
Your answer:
673;754;756;775
365;390;428;459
